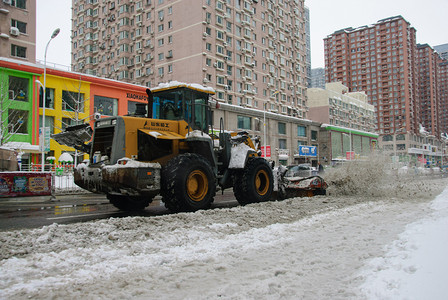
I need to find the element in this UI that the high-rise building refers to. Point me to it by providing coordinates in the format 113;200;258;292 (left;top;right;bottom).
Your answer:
0;0;36;62
439;60;448;135
310;67;325;89
71;0;309;118
417;43;444;137
434;43;448;61
324;16;419;136
304;6;311;88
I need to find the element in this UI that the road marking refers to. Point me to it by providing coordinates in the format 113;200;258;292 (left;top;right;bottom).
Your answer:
47;212;113;220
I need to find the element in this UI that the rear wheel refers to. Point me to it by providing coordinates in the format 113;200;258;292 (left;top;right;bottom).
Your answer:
233;157;274;205
161;153;216;212
108;194;152;211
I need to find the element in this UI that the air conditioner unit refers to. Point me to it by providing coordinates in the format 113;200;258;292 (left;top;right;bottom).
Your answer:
166;53;172;58
10;27;19;36
3;0;12;5
213;62;218;67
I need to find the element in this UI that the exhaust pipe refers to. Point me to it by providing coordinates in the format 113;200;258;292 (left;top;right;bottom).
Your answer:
146;88;153;119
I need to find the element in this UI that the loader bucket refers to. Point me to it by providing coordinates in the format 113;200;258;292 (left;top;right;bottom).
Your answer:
51;123;92;153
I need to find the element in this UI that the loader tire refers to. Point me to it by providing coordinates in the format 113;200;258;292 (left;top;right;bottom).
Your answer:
161;153;216;212
108;194;152;211
233;157;273;205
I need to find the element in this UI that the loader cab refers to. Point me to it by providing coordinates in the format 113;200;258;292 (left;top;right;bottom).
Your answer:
152;85;214;133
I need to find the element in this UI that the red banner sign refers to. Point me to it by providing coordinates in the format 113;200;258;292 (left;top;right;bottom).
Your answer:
261;146;271;158
346;151;355;160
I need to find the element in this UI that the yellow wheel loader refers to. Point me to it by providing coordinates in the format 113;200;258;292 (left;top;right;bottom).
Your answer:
53;83;274;212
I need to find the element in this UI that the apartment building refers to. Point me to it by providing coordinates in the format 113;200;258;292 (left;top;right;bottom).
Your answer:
324;16;419;136
71;0;309;119
308;82;376;131
434;43;448;61
417;43;444;137
0;0;36;62
440;61;448;135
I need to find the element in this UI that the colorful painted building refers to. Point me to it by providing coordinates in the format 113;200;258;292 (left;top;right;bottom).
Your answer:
0;57;149;168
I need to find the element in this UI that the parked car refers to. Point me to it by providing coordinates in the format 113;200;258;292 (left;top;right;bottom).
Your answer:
285;163;317;178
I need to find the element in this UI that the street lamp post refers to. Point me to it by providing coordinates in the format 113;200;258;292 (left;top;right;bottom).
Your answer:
263;91;279;158
40;28;60;172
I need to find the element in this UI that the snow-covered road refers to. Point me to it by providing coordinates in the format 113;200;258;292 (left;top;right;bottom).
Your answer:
0;166;447;299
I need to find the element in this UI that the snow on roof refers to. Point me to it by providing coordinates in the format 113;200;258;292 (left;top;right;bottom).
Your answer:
2;142;39;151
321;123;379;137
151;81;215;94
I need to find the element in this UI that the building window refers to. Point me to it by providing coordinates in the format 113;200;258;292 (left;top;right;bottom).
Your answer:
278;122;286;134
237;115;251;130
11;44;26;58
62;91;85;112
39;87;55;109
11;19;27;34
297;125;306;137
12;0;26;9
311;130;318;141
94;95;118;116
278;139;287;149
8;109;28;134
39;115;54;134
8;76;28;101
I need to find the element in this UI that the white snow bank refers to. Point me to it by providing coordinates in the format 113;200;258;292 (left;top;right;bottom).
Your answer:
359;186;448;299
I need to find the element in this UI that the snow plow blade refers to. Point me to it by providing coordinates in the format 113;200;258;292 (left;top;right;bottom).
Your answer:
51;123;92;153
273;173;327;200
283;176;327;198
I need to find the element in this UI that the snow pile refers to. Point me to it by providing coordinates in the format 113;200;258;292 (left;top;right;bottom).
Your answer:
324;155;436;199
104;158;161;169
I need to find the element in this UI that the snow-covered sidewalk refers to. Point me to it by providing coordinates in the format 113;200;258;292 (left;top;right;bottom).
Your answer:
358;185;448;299
0;175;446;299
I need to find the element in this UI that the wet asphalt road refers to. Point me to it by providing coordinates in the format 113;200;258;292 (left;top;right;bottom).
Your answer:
0;191;239;231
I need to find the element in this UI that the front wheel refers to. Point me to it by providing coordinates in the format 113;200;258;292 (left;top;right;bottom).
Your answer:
161;153;216;212
233;158;274;205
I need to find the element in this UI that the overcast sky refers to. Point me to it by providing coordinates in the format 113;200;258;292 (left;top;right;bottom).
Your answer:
36;0;448;69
